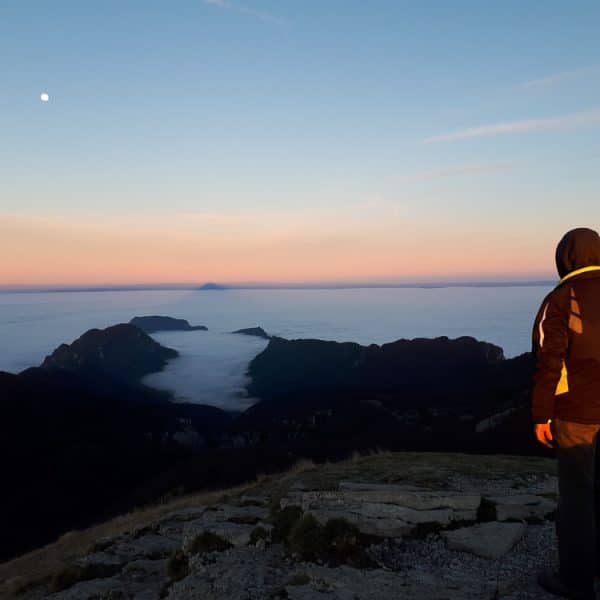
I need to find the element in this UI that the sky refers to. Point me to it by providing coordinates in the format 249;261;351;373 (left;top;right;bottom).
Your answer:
1;0;600;287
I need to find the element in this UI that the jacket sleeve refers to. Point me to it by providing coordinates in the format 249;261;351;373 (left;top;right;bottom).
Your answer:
531;289;569;424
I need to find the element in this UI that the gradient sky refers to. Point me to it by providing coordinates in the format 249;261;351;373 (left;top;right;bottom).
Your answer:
2;1;600;286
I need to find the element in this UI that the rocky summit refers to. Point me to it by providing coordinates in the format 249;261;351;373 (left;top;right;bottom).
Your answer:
40;323;178;382
1;451;561;600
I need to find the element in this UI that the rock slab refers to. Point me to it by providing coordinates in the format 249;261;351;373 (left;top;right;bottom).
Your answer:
442;521;527;559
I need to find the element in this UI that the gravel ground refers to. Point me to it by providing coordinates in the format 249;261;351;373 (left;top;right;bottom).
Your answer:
366;521;559;599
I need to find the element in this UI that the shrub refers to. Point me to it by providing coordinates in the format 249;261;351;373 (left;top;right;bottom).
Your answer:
270;505;304;543
287;514;325;561
187;531;232;555
287;571;311;586
323;517;360;560
167;550;189;581
249;526;270;545
477;498;497;522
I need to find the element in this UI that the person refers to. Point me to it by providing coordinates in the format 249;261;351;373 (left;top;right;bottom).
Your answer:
532;227;600;600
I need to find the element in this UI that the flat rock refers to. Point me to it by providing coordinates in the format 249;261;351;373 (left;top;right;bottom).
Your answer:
285;490;481;511
486;494;556;521
237;494;270;507
295;497;477;526
201;504;269;523
338;481;427;492
182;520;259;552
108;534;179;561
308;508;413;537
442;522;527;559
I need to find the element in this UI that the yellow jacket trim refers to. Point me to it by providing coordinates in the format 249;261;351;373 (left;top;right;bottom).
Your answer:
555;361;569;395
557;265;600;287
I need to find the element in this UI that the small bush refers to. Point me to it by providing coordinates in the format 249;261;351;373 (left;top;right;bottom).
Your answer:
270;505;304;543
50;563;121;593
167;550;189;582
477;498;497;522
288;514;326;561
187;531;232;555
228;515;261;525
287;571;311;586
267;491;287;519
323;518;360;559
249;526;270;545
409;521;443;540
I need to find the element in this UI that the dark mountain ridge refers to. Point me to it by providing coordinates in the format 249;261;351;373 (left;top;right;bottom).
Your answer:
237;335;536;455
41;323;178;383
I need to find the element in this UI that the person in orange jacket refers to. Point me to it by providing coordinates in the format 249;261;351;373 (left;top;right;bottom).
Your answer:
532;227;600;600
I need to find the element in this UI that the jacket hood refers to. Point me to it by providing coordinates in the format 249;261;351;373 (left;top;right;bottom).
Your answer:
555;227;600;279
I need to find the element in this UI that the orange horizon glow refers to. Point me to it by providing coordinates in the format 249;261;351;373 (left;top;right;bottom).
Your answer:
0;212;560;287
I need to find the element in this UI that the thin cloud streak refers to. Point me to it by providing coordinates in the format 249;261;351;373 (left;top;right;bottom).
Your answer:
401;162;514;181
521;65;600;88
203;0;284;24
424;109;600;144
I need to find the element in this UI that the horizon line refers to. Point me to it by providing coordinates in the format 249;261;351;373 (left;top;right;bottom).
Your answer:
0;279;557;294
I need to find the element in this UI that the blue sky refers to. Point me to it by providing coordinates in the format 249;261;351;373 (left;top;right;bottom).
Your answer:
1;1;600;285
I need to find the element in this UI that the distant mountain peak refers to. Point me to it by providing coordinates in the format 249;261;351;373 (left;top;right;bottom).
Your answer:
198;282;228;290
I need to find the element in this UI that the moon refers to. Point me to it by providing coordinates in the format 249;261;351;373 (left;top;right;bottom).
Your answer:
40;93;49;102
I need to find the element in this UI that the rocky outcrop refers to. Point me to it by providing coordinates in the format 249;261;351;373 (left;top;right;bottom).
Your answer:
130;316;208;334
230;327;270;339
10;452;560;600
41;323;178;383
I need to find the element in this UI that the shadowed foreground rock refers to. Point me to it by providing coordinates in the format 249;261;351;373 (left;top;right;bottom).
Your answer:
4;452;561;600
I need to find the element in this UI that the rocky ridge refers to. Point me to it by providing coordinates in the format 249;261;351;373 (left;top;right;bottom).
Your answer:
129;317;208;334
231;327;271;339
40;323;178;382
3;452;561;600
